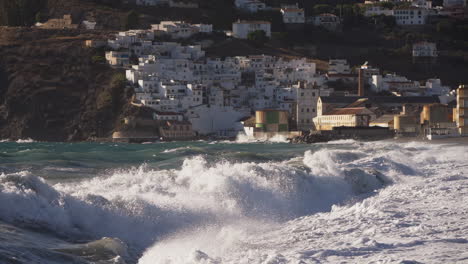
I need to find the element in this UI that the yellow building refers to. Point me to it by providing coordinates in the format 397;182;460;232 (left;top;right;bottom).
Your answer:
313;107;376;131
394;115;420;134
255;110;289;132
370;115;395;129
38;15;78;29
420;103;452;127
457;85;468;136
105;51;130;66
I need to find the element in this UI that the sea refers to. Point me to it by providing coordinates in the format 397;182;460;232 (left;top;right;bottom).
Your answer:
0;138;467;264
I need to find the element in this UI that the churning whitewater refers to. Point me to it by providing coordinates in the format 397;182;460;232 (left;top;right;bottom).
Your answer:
0;140;467;263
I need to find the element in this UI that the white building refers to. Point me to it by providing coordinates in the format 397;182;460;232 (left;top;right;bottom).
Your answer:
443;0;466;7
364;6;394;17
235;0;267;13
281;4;305;24
153;111;184;121
412;0;432;8
328;59;351;74
413;41;437;57
82;20;97;30
105;51;130;66
152;21;212;39
312;13;341;31
108;30;155;50
187;105;249;136
232;20;271;39
371;74;421;94
296;82;320;131
394;7;429;25
422;79;451;96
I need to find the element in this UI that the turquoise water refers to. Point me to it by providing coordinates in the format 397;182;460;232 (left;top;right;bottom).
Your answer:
0;139;423;263
0;141;321;183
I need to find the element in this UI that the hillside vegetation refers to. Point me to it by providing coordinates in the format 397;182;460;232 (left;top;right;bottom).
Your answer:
0;28;134;141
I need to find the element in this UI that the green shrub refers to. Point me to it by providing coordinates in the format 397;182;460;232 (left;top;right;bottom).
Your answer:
91;56;106;64
124;10;139;30
247;30;268;47
96;90;113;110
313;4;334;15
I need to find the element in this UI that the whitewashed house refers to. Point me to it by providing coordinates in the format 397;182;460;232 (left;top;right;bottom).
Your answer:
281;4;305;24
82;20;97;30
443;0;466;7
312;13;341;31
296;81;319;131
105;51;130;66
413;41;437;57
412;0;432;8
235;0;267;13
394;6;429;25
421;79;451;96
187;105;249;136
371;74;420;94
153;111;184;121
328;59;351;74
364;6;394;17
152;21;213;39
108;30;154;50
232;20;271;39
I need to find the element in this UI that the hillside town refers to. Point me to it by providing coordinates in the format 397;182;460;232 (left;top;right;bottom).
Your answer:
86;9;467;142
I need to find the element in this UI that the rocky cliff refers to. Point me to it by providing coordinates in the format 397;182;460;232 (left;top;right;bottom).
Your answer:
0;27;134;141
0;0;126;30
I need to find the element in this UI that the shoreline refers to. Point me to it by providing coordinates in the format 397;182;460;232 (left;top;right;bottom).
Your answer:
2;136;468;145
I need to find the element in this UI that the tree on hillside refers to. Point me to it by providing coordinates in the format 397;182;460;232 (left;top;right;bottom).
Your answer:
247;30;268;47
336;4;366;29
379;2;394;10
313;4;334;15
436;20;453;34
371;15;396;31
0;0;46;26
35;11;45;23
124;10;139;30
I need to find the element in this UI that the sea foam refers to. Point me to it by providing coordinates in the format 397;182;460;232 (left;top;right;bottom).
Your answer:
1;141;457;263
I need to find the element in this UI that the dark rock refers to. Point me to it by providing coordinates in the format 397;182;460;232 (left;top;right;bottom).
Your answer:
0;27;134;141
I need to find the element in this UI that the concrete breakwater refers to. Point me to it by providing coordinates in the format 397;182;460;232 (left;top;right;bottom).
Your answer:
291;127;395;143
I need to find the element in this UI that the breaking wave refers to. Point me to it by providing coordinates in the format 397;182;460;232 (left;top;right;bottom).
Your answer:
16;138;36;143
235;133;289;143
0;141;418;263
